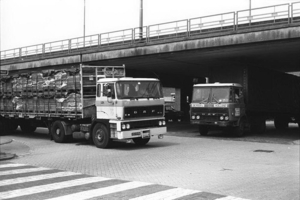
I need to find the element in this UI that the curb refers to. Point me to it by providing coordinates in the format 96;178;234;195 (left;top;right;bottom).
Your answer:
0;152;16;161
0;138;13;145
0;138;16;161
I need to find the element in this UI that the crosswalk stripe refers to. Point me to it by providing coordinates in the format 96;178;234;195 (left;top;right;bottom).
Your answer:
0;171;81;186
0;167;51;176
0;176;111;199
0;163;28;168
215;196;250;200
129;187;201;200
46;181;154;200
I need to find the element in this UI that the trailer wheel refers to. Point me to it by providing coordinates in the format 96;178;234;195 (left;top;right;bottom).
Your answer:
51;121;66;143
235;118;246;137
20;123;36;133
198;125;209;136
133;138;150;146
92;123;111;148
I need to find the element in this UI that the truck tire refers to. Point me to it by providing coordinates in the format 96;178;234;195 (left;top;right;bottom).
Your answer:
20;123;36;133
198;125;208;136
274;118;289;130
92;123;112;148
51;121;67;143
133;138;150;146
235;118;246;137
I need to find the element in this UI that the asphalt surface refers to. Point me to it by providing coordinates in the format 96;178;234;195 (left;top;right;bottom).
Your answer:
0;121;299;200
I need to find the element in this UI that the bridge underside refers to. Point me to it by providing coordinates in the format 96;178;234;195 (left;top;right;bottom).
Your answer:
86;37;300;77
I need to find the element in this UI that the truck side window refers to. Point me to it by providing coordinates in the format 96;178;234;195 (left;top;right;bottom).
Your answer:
234;88;240;103
103;83;115;99
97;84;101;97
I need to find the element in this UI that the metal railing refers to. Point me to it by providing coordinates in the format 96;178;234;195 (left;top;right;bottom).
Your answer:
189;12;235;36
237;4;290;29
292;2;300;23
1;1;300;61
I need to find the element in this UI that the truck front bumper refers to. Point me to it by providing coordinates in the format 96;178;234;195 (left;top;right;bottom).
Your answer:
116;126;166;140
191;120;238;127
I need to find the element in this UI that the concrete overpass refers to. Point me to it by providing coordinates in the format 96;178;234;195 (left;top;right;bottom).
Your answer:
1;2;300;75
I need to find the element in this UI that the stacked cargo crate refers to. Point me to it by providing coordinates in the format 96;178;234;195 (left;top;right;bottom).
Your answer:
0;67;83;116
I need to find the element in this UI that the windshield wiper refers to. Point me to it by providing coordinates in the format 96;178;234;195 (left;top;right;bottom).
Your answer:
211;95;220;104
199;97;208;103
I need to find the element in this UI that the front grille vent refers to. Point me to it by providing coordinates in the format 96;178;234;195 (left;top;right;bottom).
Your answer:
124;105;163;119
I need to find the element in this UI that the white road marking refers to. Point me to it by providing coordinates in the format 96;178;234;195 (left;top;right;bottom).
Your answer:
0;176;111;199
0;163;28;168
129;188;200;200
0;171;81;186
0;167;51;176
215;196;250;200
46;181;153;200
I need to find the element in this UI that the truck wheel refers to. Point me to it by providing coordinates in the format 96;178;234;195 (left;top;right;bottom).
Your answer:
51;121;66;143
274;118;288;130
20;123;36;133
235;118;246;137
92;123;111;148
133;138;150;146
199;126;208;136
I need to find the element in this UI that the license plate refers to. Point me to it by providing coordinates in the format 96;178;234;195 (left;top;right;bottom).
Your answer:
142;131;150;138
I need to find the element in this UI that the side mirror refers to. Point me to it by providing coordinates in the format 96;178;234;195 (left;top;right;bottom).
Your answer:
107;88;112;98
186;96;190;103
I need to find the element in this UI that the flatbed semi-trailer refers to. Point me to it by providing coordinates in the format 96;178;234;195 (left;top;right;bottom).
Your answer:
0;65;166;148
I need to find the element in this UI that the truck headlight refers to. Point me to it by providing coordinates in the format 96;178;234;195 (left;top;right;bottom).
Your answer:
192;116;195;119
122;124;126;130
126;124;130;129
196;115;200;119
220;116;224;120
225;116;229;120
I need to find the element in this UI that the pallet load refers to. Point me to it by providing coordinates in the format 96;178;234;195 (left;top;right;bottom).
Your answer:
0;66;83;116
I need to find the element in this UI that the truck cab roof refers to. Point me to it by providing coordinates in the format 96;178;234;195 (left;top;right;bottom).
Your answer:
193;83;242;87
97;77;159;83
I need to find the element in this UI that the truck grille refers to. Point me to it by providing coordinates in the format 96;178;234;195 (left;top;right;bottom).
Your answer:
124;105;163;119
191;107;229;121
128;119;164;129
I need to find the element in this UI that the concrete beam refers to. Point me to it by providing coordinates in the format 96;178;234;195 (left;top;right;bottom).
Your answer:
1;55;81;71
82;26;300;62
2;26;300;71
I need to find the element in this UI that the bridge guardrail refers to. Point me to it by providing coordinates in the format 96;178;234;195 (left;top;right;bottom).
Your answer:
100;28;133;47
133;26;148;43
189;12;235;36
1;1;300;62
148;20;188;42
45;39;69;54
237;4;290;29
292;2;300;23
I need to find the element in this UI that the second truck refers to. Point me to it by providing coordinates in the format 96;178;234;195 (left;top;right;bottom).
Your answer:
190;66;300;136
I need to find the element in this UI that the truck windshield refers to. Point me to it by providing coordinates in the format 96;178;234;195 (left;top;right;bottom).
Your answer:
116;81;163;99
192;87;230;103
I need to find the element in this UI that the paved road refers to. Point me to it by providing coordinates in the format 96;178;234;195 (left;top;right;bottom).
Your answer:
0;122;299;200
0;162;242;200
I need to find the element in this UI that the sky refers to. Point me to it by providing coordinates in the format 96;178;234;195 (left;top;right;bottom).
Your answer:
0;0;297;51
